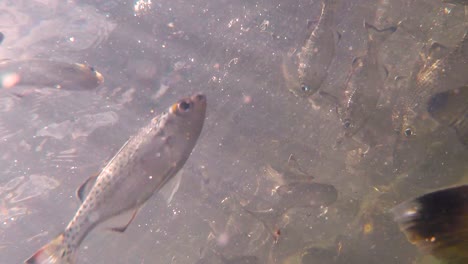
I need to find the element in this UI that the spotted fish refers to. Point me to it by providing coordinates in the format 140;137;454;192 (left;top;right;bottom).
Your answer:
24;94;207;264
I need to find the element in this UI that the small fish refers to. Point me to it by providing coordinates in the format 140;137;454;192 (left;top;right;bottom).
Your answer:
427;85;468;146
0;32;4;45
282;0;338;97
243;182;338;233
340;22;395;137
0;59;104;91
391;185;468;264
398;33;468;139
24;94;207;264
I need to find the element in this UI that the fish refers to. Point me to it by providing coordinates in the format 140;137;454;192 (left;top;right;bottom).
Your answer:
397;32;468;139
242;181;338;239
427;85;468;146
0;32;4;45
24;94;207;264
266;154;314;184
0;59;104;91
282;0;338;98
340;22;396;138
391;185;468;264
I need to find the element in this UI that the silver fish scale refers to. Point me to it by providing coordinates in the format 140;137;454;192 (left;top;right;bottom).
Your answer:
63;111;172;249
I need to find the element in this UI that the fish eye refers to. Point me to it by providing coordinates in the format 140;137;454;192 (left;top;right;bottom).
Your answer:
404;128;412;137
300;84;310;93
178;101;191;112
343;119;351;129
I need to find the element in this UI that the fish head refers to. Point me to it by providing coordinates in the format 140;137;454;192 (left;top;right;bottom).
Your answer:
282;51;319;98
398;108;438;140
341;117;360;138
297;70;321;97
168;93;207;134
340;106;370;138
163;93;207;154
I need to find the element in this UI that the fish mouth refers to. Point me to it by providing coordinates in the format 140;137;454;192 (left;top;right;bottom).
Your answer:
191;93;206;104
190;93;207;111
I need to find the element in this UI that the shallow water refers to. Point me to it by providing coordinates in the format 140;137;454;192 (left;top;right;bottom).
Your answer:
0;0;467;263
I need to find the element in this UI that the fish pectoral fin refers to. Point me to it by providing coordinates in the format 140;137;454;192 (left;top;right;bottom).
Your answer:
76;174;99;203
101;207;141;233
158;169;183;204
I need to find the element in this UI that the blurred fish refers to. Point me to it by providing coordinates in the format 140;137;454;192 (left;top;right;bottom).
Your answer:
398;32;468;139
392;34;468;175
0;59;104;91
242;181;338;237
24;94;207;264
267;154;314;184
0;32;4;45
282;0;339;97
340;22;396;138
427;85;468;146
392;185;468;264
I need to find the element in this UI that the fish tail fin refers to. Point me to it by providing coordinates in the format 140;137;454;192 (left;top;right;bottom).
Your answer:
364;21;396;47
25;233;75;264
391;185;468;263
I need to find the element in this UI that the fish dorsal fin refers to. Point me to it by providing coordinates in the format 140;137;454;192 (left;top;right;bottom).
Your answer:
76;174;98;203
158;169;183;204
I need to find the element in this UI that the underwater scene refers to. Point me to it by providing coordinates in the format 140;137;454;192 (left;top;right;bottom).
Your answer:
0;0;467;263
